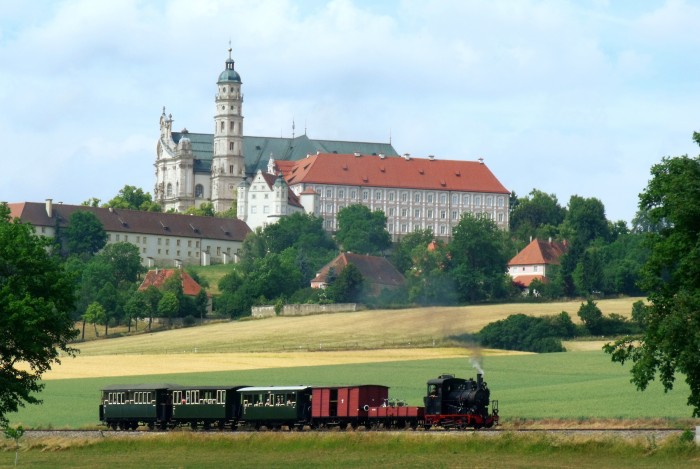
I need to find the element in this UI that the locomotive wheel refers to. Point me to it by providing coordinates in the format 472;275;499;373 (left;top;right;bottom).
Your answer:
191;422;198;431
110;422;118;431
130;421;139;431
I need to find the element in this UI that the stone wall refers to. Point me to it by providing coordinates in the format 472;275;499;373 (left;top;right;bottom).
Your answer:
251;303;359;318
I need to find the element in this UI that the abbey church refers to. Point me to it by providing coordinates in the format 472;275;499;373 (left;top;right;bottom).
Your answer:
155;48;398;214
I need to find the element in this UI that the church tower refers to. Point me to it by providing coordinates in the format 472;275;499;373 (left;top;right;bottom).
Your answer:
211;47;245;213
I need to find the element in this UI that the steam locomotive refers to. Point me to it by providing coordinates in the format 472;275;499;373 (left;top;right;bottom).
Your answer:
99;373;498;431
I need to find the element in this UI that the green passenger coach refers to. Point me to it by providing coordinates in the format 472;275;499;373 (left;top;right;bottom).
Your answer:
100;384;174;430
171;385;248;430
237;386;312;429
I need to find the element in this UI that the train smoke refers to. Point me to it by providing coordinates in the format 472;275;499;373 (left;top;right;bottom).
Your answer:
469;356;484;377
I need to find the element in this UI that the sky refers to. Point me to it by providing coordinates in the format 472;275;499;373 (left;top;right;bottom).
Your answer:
1;0;699;224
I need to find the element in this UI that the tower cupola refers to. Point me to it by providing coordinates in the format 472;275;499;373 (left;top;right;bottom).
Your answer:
218;47;242;83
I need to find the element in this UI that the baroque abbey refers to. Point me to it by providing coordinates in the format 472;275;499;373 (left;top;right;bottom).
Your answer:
155;49;398;214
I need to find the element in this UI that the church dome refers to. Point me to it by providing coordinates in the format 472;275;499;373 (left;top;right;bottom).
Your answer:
218;58;241;83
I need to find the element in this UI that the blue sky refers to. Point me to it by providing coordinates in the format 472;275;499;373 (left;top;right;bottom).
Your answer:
1;0;698;223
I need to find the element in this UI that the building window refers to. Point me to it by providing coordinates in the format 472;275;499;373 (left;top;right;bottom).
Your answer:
263;206;270;214
116;234;120;241
427;225;433;233
414;225;422;232
176;239;181;246
427;209;434;219
401;208;408;217
474;196;481;206
452;194;459;204
229;165;233;174
498;196;505;207
158;238;162;245
325;219;332;229
142;247;146;253
388;223;394;232
452;210;458;220
143;236;147;243
338;189;344;198
401;224;408;233
427;193;434;204
251;207;257;214
401;192;408;202
375;190;382;200
388;191;395;202
350;190;357;199
498;213;505;222
463;195;470;205
439;225;447;235
196;241;199;248
188;240;192;247
440;193;447;204
414;193;421;203
388;207;395;216
440;210;447;219
217;247;221;255
166;239;170;246
325;203;332;213
326;189;332;198
166;183;172;197
414;209;421;218
487;196;493;207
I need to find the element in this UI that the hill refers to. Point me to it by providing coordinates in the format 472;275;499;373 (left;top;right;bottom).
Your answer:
76;298;640;356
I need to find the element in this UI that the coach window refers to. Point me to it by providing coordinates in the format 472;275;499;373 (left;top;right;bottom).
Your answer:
173;391;182;404
217;390;226;404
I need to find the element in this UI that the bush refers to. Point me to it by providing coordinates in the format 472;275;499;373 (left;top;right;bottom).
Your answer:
478;314;566;353
183;315;196;327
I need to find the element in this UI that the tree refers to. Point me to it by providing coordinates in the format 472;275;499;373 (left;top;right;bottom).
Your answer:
184;202;216;217
391;228;434;274
123;292;148;332
406;241;458;306
328;264;364;303
448;214;511;303
95;242;144;285
142;286;162;330
158;292;180;327
63;210;107;257
0;203;78;427
83;302;107;336
509;189;566;245
104;185;161;212
604;148;700;416
577;300;604;335
336;205;391;255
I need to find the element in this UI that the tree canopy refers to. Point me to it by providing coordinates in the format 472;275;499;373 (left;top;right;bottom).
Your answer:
335;204;391;255
104;185;161;212
0;203;78;426
64;210;107;258
604;146;700;416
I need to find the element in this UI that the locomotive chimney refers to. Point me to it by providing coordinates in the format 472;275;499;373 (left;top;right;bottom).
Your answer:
477;373;484;389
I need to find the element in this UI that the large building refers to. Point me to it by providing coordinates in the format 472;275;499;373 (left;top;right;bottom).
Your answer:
155;48;398;213
157;49;510;239
9;199;250;267
269;152;509;240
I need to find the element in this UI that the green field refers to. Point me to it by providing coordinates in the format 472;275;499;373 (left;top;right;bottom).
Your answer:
3;433;699;469
8;351;696;429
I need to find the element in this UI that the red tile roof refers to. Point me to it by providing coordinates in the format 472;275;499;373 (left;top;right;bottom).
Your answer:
138;269;204;296
279;153;509;194
259;172;303;208
508;239;567;267
512;274;547;287
312;252;405;288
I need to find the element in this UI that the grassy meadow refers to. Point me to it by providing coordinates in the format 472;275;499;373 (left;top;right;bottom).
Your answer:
73;297;641;355
9;351;697;429
3;432;699;469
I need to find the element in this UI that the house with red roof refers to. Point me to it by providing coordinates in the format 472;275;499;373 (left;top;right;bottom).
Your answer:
269;152;510;241
508;238;568;289
311;252;405;295
139;268;212;313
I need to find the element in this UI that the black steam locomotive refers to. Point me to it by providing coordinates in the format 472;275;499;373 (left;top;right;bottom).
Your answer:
99;373;498;431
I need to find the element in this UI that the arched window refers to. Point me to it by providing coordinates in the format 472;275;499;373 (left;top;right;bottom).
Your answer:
166;183;173;197
195;184;204;198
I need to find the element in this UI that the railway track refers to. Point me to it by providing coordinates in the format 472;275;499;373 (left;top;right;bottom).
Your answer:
22;427;685;441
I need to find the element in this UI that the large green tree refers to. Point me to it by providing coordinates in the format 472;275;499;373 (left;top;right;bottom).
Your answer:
64;210;107;258
104;185;161;212
0;203;78;426
391;228;434;274
335;205;391;255
604;146;700;416
448;214;511;303
509;189;566;245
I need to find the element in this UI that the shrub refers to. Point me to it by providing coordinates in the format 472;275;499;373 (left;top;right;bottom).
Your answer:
183;315;196;327
478;314;565;353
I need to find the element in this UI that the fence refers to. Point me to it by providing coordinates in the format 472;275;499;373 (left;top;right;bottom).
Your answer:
251;303;360;318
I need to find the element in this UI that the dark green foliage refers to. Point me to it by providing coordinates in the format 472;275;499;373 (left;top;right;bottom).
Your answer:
183;315;197;327
630;300;649;330
0;203;78;427
64;210;107;257
577;300;604;335
104;185;161;212
509;189;566;246
335;204;391;255
605;149;700;416
327;264;364;303
390;228;434;274
448;214;511;302
477;314;567;353
406;241;458;305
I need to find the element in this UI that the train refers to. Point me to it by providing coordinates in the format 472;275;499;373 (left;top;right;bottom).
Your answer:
99;373;498;431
